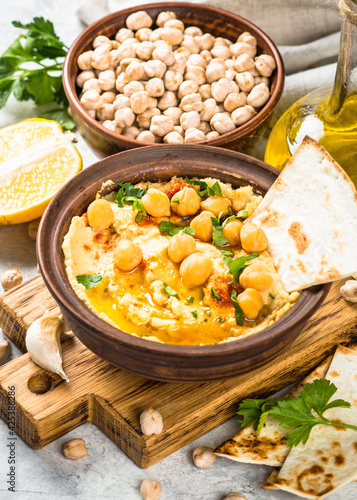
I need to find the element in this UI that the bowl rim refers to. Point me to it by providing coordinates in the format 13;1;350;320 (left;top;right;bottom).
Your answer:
37;144;329;361
63;1;285;148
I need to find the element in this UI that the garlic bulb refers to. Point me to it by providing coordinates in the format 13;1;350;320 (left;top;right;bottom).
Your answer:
25;312;69;381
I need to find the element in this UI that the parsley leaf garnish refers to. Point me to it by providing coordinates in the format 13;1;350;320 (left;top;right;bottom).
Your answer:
237;379;357;447
159;221;195;237
211;217;228;247
207;181;223;197
269;292;275;299
237;209;249;218
230;290;244;326
225;253;259;282
111;225;120;236
76;274;104;289
163;283;179;298
0;17;74;129
116;182;148;223
220;249;234;257
186;296;194;304
191;310;198;319
211;287;222;301
185;177;208;199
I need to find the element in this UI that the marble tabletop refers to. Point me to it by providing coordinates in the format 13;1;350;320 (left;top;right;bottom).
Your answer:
0;1;356;499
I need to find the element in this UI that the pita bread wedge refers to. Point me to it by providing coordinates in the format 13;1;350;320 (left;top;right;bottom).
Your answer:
273;345;357;499
250;136;357;292
214;357;332;466
262;468;280;490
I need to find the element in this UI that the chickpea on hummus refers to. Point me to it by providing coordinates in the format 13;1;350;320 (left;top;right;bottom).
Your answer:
62;177;299;346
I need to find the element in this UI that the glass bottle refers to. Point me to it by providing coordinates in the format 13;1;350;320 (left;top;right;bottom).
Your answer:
264;0;357;187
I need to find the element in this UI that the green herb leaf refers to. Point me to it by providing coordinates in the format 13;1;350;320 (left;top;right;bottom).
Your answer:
76;274;104;289
236;209;249;218
116;182;148;222
211;287;222;301
211;217;228;247
38;107;75;130
159;221;195;237
110;225;120;236
269;292;275;300
182;226;196;236
225;253;259;282
220;249;234;257
186;296;194;304
231;290;243;326
207;181;223;197
216;316;225;323
191;310;198;319
163;283;179;298
185;177;208;199
300;379;351;417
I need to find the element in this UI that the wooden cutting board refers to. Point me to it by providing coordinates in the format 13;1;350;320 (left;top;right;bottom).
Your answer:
0;275;356;468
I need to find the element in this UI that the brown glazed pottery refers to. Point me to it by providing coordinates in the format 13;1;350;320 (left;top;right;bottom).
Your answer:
63;2;284;157
37;145;329;383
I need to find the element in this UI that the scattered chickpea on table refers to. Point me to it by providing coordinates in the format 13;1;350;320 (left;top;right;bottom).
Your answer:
76;10;276;143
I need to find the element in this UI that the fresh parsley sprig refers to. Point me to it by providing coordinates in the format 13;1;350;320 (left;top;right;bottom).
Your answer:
76;274;104;289
237;379;357;447
211;216;228;247
185;177;208;199
163;283;179;298
0;17;74;129
159;221;196;237
230;290;244;326
116;182;148;223
224;253;259;282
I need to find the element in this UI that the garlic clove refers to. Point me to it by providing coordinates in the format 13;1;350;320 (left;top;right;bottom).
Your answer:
0;338;10;366
26;312;69;382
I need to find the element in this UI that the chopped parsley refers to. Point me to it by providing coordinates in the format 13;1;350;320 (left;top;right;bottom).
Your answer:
231;290;244;326
211;287;222;301
115;182;148;223
111;225;120;236
185;177;208;199
269;293;276;300
211;217;228;247
172;198;180;204
159;221;196;237
163;283;179;298
207;181;224;197
225;253;259;282
237;209;249;218
191;310;198;319
76;274;104;289
186;296;194;304
220;249;234;257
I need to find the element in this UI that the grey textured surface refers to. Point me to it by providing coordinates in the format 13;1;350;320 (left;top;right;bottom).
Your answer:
0;1;356;499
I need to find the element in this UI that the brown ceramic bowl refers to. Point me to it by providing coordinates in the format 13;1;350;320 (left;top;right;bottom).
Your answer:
37;145;329;382
63;2;284;157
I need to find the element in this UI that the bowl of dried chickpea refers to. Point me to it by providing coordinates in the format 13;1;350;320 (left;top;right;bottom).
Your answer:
63;2;284;157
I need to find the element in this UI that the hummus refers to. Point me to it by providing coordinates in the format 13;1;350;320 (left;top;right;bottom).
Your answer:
63;177;299;346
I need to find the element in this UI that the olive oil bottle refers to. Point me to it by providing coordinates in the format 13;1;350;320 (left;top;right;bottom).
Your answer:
265;0;357;187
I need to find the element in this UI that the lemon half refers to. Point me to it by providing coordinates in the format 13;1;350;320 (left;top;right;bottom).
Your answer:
0;118;82;224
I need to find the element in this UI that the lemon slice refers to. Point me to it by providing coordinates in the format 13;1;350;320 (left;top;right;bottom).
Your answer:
0;118;82;224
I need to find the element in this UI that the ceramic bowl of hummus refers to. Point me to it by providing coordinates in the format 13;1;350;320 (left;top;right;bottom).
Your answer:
37;145;329;382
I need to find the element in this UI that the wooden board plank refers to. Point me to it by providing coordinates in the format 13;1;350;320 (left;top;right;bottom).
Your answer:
0;275;356;468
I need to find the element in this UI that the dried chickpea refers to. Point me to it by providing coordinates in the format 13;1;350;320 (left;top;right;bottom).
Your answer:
77;51;93;70
115;240;143;272
101;90;116;104
173;125;184;136
210;113;236;135
142;188;171;217
223;92;246;112
184;128;206;143
181;35;200;54
225;69;237;81
206;60;226;83
178;80;199;99
231;105;256;125
222;220;242;246
200;50;213;64
247;83;270;107
196;33;215;51
230;42;256;58
164;18;184;31
86;109;96;118
130;91;149;114
163;106;182;125
115;72;129;92
149;28;164;43
163;131;184;144
97;103;115;121
211;44;231;60
144;59;167;78
238;31;257;46
126;11;153;31
185;26;203;37
171;187;201;216
136;41;154;60
140;479;162;500
150;115;174;137
135;27;152;42
91;45;112;71
254;76;270;86
160;27;183;46
147;96;158;108
206;130;220;139
168;232;197;263
113;95;131;111
215;37;232;46
179;93;203;112
115;28;134;43
152;45;175;66
102;120;121;133
235;53;255;73
76;70;96;88
190;211;215;241
87;199;114;231
198;121;211;134
180;253;213;288
137;107;161;128
200;98;218;122
158;90;178;110
235;71;255;92
80;89;102;110
174;46;191;62
211;78;232;102
199;83;212;100
83;78;101;93
145;77;165;97
156;11;176;27
240;222;268;253
114;107;135;128
239;263;274;291
93;35;111;49
180;111;200;130
125;61;145;81
123;126;140;139
201;195;231;217
136;130;156;142
255;54;276;77
98;70;116;91
185;65;206;86
116;43;137;62
237;288;264;320
120;57;141;71
164;70;183;91
123;81;144;97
